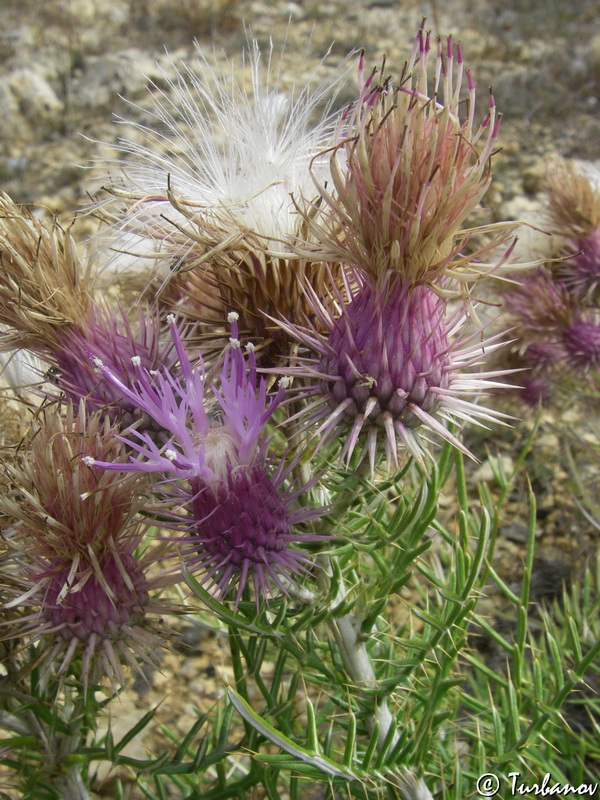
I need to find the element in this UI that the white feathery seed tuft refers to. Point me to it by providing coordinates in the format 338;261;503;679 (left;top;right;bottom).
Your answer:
99;39;353;250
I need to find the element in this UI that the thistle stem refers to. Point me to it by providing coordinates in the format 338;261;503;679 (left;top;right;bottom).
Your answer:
52;767;91;800
331;610;398;751
320;554;398;752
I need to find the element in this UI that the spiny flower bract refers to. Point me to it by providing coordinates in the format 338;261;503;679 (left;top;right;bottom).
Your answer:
279;273;510;470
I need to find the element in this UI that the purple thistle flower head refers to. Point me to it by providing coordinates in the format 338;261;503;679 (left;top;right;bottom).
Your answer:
562;316;600;371
49;302;174;423
503;267;574;337
92;314;323;606
1;402;177;692
278;272;511;471
519;373;552;406
559;226;600;302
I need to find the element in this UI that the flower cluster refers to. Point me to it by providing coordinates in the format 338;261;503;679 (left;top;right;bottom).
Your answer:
0;24;522;692
503;159;600;405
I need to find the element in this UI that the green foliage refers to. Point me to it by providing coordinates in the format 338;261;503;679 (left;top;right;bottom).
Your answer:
3;421;599;797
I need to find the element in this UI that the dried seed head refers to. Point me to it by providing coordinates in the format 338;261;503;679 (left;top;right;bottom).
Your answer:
0;193;90;352
98;40;352;360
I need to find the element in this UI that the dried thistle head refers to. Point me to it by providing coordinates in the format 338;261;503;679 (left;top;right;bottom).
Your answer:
163;244;333;363
295;26;517;293
0;193;91;352
97;40;353;359
1;401;177;691
546;158;600;240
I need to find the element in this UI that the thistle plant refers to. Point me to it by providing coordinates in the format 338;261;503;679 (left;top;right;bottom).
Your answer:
1;24;599;800
502;159;600;406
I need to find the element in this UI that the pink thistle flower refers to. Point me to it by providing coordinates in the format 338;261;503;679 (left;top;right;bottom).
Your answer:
562;317;600;370
278;273;510;469
518;372;552;407
91;314;324;606
49;302;175;422
503;267;574;336
1;402;177;692
267;25;520;471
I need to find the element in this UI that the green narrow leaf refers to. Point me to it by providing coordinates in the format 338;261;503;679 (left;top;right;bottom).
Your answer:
173;712;210;762
227;688;354;780
305;697;320;755
566;614;583;662
343;713;357;768
105;727;115;760
546;630;564;688
506;678;521;746
361;722;379;771
114;707;158;754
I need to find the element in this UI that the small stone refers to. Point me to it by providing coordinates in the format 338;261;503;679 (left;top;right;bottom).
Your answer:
8;68;63;124
472;454;515;485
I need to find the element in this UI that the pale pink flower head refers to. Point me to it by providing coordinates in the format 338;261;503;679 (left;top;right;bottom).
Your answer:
295;23;515;291
92;314;324;606
1;402;176;691
51;302;174;423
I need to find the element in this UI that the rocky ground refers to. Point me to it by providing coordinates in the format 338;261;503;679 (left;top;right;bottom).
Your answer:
1;0;600;796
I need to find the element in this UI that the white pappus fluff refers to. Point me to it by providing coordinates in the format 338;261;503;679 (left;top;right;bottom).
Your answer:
101;38;353;254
